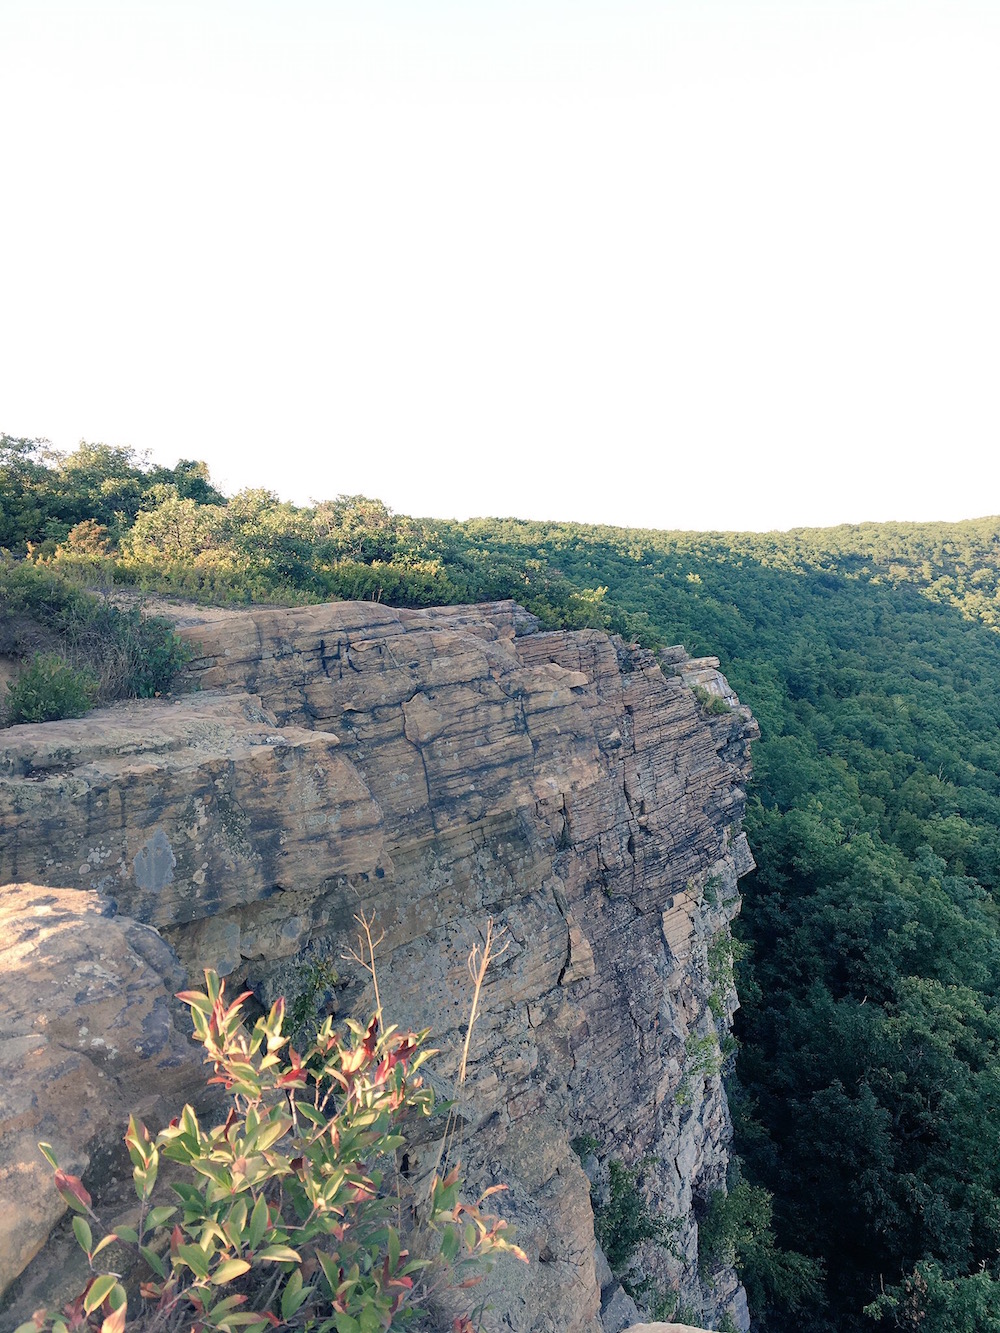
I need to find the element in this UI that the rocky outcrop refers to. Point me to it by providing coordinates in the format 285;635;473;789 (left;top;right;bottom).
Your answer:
0;600;757;1331
0;884;197;1296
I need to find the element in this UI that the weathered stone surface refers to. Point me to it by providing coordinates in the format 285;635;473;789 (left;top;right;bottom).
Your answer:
602;1284;643;1333
0;883;198;1295
0;693;385;933
1;600;758;1331
429;1115;602;1333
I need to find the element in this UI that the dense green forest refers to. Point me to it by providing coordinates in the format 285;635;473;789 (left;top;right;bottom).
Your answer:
6;434;1000;1331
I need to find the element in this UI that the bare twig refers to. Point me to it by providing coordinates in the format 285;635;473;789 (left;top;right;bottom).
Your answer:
424;919;511;1197
458;919;510;1087
341;909;386;1031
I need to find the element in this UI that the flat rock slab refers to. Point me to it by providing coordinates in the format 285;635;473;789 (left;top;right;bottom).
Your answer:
0;693;385;927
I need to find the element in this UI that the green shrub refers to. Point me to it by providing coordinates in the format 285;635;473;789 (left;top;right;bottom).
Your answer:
691;684;733;716
5;653;98;723
675;1033;723;1107
699;1175;823;1316
23;970;526;1333
0;560;190;723
595;1160;680;1278
569;1134;600;1160
288;957;341;1042
865;1260;1000;1331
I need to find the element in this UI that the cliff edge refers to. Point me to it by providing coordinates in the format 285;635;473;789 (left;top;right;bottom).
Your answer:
0;599;757;1331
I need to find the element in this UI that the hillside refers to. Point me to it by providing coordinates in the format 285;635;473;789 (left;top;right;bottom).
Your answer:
6;435;1000;1331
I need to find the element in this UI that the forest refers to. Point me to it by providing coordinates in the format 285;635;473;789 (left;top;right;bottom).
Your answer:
5;433;1000;1332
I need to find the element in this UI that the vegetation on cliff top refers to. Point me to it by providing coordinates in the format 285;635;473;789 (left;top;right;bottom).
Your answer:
8;433;1000;1330
0;560;189;725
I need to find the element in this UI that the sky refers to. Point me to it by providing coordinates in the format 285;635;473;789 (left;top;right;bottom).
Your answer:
2;0;999;532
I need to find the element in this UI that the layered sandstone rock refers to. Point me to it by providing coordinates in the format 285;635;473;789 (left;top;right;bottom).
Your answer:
0;600;757;1332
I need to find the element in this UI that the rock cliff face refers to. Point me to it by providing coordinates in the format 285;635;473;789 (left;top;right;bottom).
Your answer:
0;600;757;1331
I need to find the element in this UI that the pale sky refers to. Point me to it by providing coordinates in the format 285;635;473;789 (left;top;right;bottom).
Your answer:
2;1;999;531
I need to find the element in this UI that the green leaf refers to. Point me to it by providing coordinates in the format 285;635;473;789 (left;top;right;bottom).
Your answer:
177;1244;212;1280
73;1216;93;1255
226;1198;248;1239
92;1234;120;1259
358;1307;382;1333
254;1116;293;1153
160;1136;198;1164
191;1159;232;1187
140;1245;167;1279
316;1250;340;1295
256;1244;302;1263
38;1142;60;1170
116;1226;139;1245
169;1182;204;1207
248;1193;269;1251
281;1270;310;1320
84;1274;117;1314
212;1258;252;1285
207;1294;248;1317
146;1205;177;1230
440;1225;460;1263
140;1150;158;1198
334;1315;360;1333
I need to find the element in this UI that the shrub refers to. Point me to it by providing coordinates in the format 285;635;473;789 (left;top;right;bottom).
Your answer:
5;653;98;723
691;684;733;716
22;970;526;1333
595;1160;680;1278
0;560;190;723
699;1175;823;1315
675;1034;723;1107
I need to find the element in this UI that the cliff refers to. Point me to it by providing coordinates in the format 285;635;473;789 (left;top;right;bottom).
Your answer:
0;599;758;1331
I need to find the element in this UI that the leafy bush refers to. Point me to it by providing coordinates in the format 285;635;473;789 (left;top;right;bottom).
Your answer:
865;1260;1000;1332
21;970;525;1333
5;653;98;723
0;560;190;724
675;1034;723;1107
691;684;733;716
594;1160;679;1278
699;1176;822;1319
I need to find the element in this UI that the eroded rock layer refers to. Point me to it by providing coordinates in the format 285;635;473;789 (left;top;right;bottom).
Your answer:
0;600;757;1332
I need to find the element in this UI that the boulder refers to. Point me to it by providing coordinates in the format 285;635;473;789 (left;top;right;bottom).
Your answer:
0;883;198;1298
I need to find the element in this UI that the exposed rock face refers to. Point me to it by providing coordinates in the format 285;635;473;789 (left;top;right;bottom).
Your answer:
0;692;385;930
0;884;196;1295
0;600;757;1331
